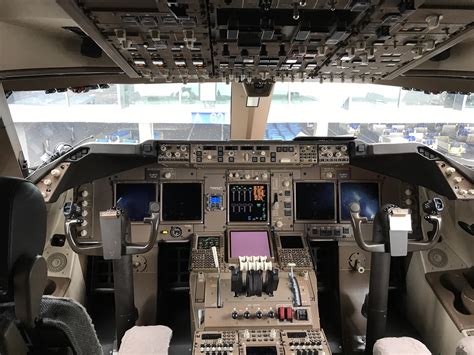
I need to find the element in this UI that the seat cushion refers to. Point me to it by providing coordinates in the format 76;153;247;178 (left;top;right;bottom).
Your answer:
119;325;172;355
457;337;474;355
373;337;431;355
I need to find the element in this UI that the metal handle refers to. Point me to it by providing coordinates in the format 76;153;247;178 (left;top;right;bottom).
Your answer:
124;210;160;255
349;203;385;253
350;201;442;254
407;214;442;252
64;202;160;256
65;219;103;256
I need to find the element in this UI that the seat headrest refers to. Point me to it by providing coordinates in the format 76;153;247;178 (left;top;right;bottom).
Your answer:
0;177;46;301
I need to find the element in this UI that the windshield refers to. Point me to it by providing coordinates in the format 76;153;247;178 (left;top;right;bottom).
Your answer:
7;83;231;167
6;83;474;167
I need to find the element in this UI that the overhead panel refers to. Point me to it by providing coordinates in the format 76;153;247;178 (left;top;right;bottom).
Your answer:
58;0;474;83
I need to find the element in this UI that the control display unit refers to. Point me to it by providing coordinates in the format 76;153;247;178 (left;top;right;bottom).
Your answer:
115;183;156;222
229;230;271;259
161;182;203;222
228;184;268;222
340;181;380;221
295;182;336;222
280;235;305;249
197;236;221;250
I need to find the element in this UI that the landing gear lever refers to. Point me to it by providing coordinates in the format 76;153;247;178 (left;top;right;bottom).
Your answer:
349;198;443;354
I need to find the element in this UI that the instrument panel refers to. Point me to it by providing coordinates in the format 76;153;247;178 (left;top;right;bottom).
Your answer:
35;138;469;355
65;140;422;245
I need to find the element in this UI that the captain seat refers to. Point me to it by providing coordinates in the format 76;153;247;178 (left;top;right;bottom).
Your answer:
0;177;102;355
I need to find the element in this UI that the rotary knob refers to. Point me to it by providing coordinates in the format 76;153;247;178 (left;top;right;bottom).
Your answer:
261;173;268;180
80;230;88;237
43;179;52;186
207;154;213;160
446;167;456;176
453;176;463;184
174;151;181;158
275;221;284;228
325;172;333;179
81;190;89;198
51;169;61;177
180;145;187;152
164;172;172;179
282;180;290;187
160;145;167;151
244;174;251;180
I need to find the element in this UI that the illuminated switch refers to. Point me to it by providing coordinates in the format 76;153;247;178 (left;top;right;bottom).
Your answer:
285;307;293;322
278;307;286;321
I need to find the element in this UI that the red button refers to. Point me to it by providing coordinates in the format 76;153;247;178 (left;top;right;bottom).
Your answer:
285;307;293;322
278;307;286;321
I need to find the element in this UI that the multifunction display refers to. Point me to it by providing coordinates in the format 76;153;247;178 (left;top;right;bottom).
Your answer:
295;182;336;221
228;184;268;222
340;182;380;221
161;183;203;221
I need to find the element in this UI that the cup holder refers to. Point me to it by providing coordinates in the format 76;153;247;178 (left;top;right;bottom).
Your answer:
44;279;57;295
440;273;473;315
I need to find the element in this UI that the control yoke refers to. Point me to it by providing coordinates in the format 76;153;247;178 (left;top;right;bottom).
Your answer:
63;201;160;257
350;198;443;256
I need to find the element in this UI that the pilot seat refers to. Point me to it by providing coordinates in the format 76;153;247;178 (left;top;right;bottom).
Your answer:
0;177;172;354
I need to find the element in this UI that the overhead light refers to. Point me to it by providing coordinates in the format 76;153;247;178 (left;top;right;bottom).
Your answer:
246;97;260;107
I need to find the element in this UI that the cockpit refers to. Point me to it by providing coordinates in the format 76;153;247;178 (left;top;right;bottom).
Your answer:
1;1;474;355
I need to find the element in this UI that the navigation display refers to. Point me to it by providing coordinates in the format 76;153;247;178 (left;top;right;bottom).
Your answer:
115;183;156;222
295;182;336;221
340;182;379;221
229;231;271;258
161;183;202;221
228;184;268;222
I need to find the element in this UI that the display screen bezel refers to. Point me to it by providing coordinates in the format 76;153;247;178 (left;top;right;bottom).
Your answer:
226;229;273;263
113;181;158;223
338;180;381;222
227;183;270;224
277;233;306;249
294;181;337;223
160;181;204;223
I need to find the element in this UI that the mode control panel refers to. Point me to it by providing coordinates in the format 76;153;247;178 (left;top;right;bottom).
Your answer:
191;144;300;164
